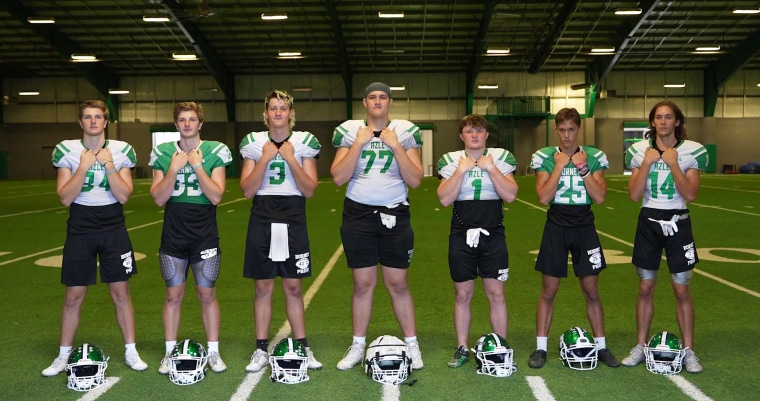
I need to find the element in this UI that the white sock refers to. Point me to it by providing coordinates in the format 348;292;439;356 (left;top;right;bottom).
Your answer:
125;343;137;353
165;340;177;354
59;346;72;358
595;337;606;349
352;336;366;346
537;337;548;351
404;336;418;344
207;341;219;353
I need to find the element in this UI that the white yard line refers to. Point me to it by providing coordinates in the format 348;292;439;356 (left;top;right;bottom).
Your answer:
525;376;557;401
75;376;120;401
668;375;714;401
690;203;760;217
230;244;344;401
381;383;401;401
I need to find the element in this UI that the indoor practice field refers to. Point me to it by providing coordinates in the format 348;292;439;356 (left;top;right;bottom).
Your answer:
0;174;758;401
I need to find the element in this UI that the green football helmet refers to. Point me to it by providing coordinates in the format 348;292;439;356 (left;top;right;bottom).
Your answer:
559;327;598;370
645;331;685;375
169;339;208;385
66;343;109;392
269;338;309;384
364;335;412;385
471;333;516;377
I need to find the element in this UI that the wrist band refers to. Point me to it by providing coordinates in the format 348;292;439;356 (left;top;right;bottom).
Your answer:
105;168;117;175
191;163;202;171
575;162;590;178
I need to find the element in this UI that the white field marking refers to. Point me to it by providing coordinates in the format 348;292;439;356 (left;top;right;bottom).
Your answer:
382;383;401;401
0;252;9;257
0;197;247;266
667;375;714;401
0;206;66;219
75;376;120;401
0;191;58;200
525;376;556;401
690;203;760;217
514;198;760;300
230;244;344;401
606;187;628;194
700;185;760;194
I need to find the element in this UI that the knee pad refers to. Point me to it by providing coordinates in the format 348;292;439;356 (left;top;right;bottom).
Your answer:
671;270;693;285
635;266;657;281
159;253;188;287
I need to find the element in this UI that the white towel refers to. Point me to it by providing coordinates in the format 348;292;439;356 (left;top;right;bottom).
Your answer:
380;213;396;229
269;223;290;261
647;215;680;236
466;228;490;247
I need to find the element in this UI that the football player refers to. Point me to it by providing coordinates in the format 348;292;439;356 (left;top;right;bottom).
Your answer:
239;90;322;373
43;100;147;377
149;102;232;375
622;100;706;373
331;82;424;371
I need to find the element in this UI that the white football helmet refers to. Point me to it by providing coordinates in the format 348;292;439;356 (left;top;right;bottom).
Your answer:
66;343;109;391
269;338;309;384
645;331;685;375
472;333;516;377
169;339;208;385
364;335;412;385
559;327;598;370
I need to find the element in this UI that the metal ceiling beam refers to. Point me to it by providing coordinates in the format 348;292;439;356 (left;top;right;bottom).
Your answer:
528;0;579;74
161;0;235;122
324;0;352;118
465;0;499;114
0;0;121;121
597;0;660;84
703;27;760;117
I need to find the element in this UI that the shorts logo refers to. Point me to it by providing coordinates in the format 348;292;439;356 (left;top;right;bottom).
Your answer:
200;248;218;260
497;268;509;282
121;251;133;274
683;242;696;265
295;252;310;274
587;247;603;269
407;249;414;263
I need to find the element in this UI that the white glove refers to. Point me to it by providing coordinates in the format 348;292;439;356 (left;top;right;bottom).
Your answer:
380;213;396;229
647;215;680;236
465;228;490;247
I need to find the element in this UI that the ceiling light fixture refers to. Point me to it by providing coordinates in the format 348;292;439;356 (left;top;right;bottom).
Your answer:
664;83;686;88
278;51;302;57
198;87;218;92
27;17;55;24
142;15;170;22
570;83;593;90
614;8;642;15
108;89;130;95
172;52;198;60
71;53;97;61
695;46;721;52
291;87;312;92
18;91;40;96
389;86;406;91
381;49;405;54
261;13;288;20
591;47;616;53
732;8;760;14
477;84;499;89
486;48;510;55
378;11;404;18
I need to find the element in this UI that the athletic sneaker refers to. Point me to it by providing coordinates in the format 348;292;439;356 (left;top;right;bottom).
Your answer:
305;347;323;370
683;349;703;373
597;348;620;367
336;342;365;371
528;349;547;368
125;350;148;371
42;355;68;377
207;352;227;373
158;353;171;375
407;340;424;370
448;345;469;368
621;345;645;367
245;349;269;373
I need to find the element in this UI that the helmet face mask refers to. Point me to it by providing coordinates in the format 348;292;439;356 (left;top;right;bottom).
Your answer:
364;335;411;385
169;339;208;385
559;327;598;370
645;331;685;375
269;338;309;384
472;333;516;377
66;344;108;392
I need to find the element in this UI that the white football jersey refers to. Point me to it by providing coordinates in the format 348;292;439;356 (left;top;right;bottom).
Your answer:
436;148;517;201
239;131;321;196
332;120;423;206
626;139;708;210
51;139;137;206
